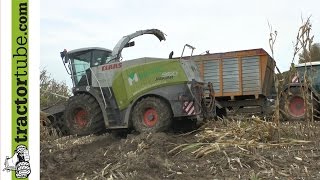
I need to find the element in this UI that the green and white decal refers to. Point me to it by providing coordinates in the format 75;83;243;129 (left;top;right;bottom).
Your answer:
112;60;188;109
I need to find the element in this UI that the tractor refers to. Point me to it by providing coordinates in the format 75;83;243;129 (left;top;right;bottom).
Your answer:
280;61;320;121
43;29;218;135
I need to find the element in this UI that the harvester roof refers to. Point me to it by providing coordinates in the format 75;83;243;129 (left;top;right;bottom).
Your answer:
67;47;112;56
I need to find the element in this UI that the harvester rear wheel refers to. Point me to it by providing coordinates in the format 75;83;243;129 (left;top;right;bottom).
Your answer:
132;97;172;133
280;86;315;121
64;94;105;135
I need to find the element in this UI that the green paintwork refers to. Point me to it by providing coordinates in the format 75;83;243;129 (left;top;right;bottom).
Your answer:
112;60;188;110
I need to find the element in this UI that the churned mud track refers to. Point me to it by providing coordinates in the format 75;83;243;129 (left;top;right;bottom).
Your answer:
41;134;119;179
41;120;320;180
40;132;187;179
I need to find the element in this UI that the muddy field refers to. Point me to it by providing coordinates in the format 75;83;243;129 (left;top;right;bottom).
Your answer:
40;117;320;180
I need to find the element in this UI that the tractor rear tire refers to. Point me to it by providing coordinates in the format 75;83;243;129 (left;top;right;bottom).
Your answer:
132;97;172;133
280;87;314;121
64;94;105;136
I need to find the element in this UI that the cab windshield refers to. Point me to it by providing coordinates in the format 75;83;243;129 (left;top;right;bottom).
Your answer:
296;65;320;91
296;65;319;80
68;49;112;85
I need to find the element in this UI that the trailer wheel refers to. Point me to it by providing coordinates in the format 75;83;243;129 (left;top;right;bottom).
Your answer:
280;87;315;121
132;97;172;133
64;94;105;135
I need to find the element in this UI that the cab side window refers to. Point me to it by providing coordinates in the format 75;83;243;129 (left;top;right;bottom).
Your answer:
91;50;112;67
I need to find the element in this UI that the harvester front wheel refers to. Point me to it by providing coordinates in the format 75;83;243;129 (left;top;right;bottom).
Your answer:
132;97;172;133
64;94;105;135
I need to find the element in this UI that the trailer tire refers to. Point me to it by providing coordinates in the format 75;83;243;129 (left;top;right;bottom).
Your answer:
280;86;315;121
64;94;105;136
132;97;172;133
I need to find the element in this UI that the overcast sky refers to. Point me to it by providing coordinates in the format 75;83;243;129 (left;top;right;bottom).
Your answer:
41;0;320;87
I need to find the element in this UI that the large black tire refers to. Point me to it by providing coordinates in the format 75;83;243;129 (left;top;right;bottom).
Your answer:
64;94;105;135
280;86;314;121
131;97;172;133
15;161;31;178
51;114;70;136
216;107;227;119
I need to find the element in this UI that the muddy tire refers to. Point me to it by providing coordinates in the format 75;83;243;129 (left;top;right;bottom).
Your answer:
216;107;227;118
132;97;172;133
64;94;105;136
280;86;314;121
51;115;70;136
15;161;31;178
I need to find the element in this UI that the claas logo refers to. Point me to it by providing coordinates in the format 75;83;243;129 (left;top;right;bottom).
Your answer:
102;63;122;71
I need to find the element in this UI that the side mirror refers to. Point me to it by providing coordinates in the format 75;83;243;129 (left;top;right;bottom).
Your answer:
60;49;68;63
124;41;135;48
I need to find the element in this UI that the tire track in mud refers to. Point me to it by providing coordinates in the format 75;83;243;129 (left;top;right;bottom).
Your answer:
41;122;320;180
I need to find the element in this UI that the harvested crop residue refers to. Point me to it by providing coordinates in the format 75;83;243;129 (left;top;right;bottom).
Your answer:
41;118;320;179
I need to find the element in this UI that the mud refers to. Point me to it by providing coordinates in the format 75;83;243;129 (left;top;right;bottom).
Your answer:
40;120;320;180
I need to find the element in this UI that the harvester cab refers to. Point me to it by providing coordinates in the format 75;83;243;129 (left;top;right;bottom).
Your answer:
60;29;167;88
47;29;216;135
60;47;112;87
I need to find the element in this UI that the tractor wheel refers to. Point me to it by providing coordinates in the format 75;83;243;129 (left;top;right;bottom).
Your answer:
132;97;172;133
51;115;70;136
64;94;105;136
15;161;31;178
280;87;314;121
216;107;227;119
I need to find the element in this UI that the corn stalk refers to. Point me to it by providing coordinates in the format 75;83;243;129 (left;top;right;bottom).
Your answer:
291;17;314;130
268;22;281;141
